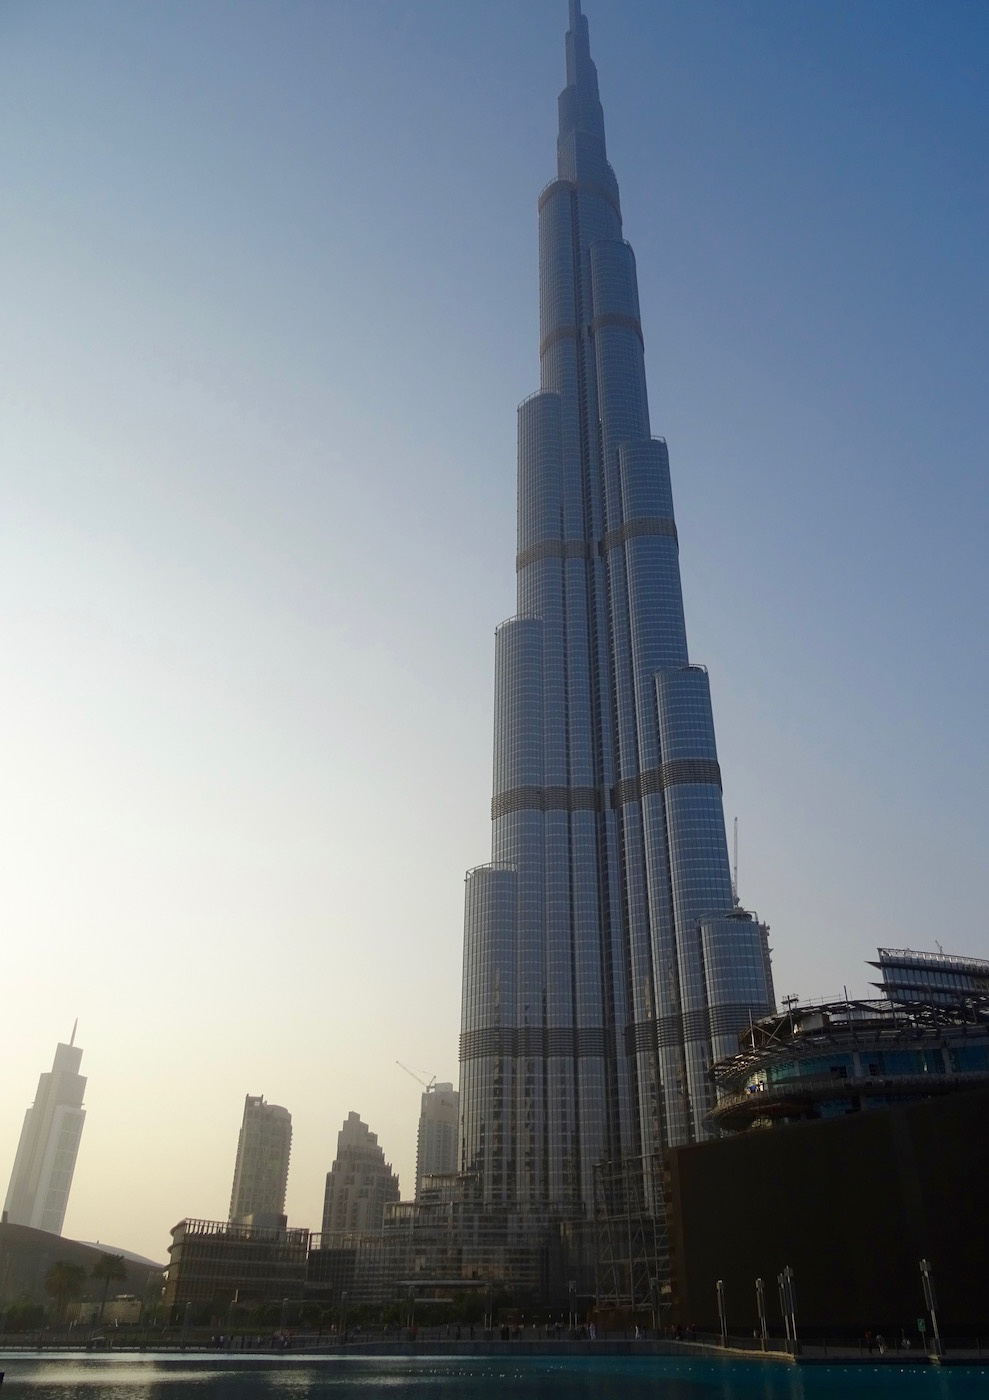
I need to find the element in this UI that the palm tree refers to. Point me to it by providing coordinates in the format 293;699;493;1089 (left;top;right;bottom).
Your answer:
44;1260;87;1323
91;1253;128;1321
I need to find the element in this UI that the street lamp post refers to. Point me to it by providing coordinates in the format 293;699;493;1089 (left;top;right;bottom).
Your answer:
716;1280;727;1347
776;1267;797;1352
340;1290;348;1345
920;1259;943;1360
569;1280;577;1333
755;1278;768;1350
776;1274;790;1346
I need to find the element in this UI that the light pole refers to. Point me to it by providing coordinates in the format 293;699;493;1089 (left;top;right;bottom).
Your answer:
716;1280;727;1347
776;1273;790;1346
569;1280;577;1333
777;1267;797;1352
920;1259;942;1360
340;1290;348;1345
755;1278;768;1350
181;1299;191;1350
648;1277;659;1336
408;1287;416;1339
485;1282;493;1333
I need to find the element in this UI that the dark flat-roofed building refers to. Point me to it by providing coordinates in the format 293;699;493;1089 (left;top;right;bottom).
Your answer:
163;1217;309;1318
666;1084;989;1334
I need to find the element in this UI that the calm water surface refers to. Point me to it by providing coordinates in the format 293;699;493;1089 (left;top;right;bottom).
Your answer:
2;1353;987;1399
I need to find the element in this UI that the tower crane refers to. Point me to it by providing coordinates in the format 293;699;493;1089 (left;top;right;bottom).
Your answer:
396;1061;437;1092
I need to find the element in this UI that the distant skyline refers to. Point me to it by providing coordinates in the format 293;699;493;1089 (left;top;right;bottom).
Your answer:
1;0;987;1261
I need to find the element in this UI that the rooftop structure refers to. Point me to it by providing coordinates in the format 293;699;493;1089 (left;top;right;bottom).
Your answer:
870;946;989;1008
710;949;989;1133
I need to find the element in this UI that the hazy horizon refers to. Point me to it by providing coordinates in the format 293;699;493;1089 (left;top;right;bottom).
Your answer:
2;0;987;1263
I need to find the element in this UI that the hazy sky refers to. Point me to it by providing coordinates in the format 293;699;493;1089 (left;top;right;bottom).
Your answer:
2;0;987;1264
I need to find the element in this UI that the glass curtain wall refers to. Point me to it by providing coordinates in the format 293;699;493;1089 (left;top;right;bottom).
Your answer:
460;0;774;1218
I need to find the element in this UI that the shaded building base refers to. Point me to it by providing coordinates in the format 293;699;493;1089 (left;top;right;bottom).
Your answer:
0;1221;163;1314
163;1218;309;1318
339;1176;600;1309
665;1085;989;1334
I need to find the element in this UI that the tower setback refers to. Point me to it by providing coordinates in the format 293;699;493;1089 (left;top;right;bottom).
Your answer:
459;0;775;1219
321;1112;400;1245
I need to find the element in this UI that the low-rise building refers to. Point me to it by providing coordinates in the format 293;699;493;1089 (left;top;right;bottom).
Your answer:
666;1083;989;1334
663;946;989;1334
163;1217;309;1318
710;947;989;1133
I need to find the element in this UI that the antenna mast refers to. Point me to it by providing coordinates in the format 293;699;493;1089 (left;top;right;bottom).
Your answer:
732;817;739;906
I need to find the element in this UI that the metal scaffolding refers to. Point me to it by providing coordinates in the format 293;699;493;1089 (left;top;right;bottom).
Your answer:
592;1155;669;1313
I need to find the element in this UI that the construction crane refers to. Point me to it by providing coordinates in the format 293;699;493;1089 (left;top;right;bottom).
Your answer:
396;1061;436;1092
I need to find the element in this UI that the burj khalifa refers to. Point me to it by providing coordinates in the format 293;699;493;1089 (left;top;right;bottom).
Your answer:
459;1;775;1221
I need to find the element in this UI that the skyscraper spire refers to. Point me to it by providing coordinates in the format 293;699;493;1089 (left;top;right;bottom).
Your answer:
561;0;605;154
459;0;775;1236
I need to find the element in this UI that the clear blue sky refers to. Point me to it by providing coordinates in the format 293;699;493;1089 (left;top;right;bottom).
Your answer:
2;0;987;1260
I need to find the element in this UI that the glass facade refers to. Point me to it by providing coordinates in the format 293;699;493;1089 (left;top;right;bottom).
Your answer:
871;946;989;1007
459;0;774;1219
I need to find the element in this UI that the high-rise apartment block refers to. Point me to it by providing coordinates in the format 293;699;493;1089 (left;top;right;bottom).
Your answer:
4;1031;86;1235
321;1113;399;1245
459;0;775;1221
229;1095;292;1227
415;1083;458;1200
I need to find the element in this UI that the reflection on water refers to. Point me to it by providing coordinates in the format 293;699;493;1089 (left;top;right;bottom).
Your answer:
0;1354;986;1400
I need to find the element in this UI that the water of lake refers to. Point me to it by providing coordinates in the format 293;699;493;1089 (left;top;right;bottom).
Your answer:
2;1352;987;1399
